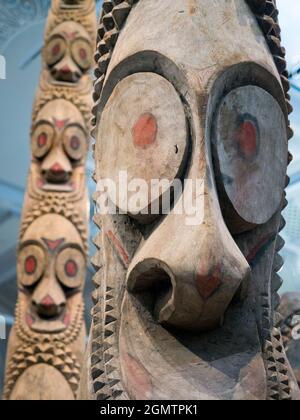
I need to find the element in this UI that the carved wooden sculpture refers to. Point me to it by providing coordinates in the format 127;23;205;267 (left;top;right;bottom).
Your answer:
3;0;96;400
279;293;300;387
80;0;300;401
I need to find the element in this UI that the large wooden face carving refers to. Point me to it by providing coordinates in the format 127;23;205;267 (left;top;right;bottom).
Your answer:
31;99;87;193
86;0;297;401
18;214;86;334
45;21;93;83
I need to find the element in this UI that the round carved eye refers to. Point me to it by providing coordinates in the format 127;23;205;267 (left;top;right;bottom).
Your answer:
56;248;85;289
32;123;54;159
63;125;86;161
213;85;288;233
71;38;92;70
45;36;67;67
18;245;46;287
97;72;188;224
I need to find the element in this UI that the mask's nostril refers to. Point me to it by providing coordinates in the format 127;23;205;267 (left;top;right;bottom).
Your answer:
34;295;65;319
43;163;71;184
127;261;173;323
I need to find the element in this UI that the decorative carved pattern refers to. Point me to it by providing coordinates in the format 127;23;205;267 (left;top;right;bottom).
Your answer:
83;0;299;401
3;0;96;400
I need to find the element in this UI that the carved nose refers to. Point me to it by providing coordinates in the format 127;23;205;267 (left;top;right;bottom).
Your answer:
127;185;251;332
44;162;70;183
34;294;65;319
52;63;81;83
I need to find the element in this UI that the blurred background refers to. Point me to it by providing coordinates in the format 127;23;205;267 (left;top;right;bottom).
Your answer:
0;0;299;395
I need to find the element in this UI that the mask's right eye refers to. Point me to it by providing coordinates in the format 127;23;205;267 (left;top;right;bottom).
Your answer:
45;36;67;67
97;72;188;224
32;123;54;159
18;245;46;287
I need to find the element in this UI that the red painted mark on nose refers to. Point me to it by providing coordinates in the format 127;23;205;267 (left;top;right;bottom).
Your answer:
50;162;65;174
196;264;222;300
61;65;71;74
235;120;258;159
132;113;158;150
79;48;87;61
25;256;37;275
52;43;61;56
41;295;55;307
37;133;47;148
65;260;78;278
42;238;65;252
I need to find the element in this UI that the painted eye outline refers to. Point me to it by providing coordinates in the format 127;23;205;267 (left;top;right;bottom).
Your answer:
70;37;92;71
18;243;46;288
62;123;87;162
45;35;67;67
212;84;288;233
55;246;85;290
31;121;55;160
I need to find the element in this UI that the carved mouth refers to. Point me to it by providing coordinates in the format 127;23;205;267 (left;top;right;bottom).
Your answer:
37;178;75;193
51;67;81;83
26;307;71;334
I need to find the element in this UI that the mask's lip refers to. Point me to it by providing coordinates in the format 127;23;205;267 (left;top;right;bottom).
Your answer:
38;178;75;192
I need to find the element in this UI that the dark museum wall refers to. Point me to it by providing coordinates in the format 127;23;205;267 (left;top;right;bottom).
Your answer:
0;0;299;395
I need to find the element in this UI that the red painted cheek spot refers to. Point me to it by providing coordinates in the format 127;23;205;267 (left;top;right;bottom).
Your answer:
63;313;71;326
37;133;47;148
235;120;258;159
132;113;158;150
26;313;35;327
25;256;37;275
65;260;78;278
196;263;222;300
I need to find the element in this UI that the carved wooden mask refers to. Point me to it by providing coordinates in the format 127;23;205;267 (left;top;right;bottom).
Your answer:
31;99;88;193
18;214;86;334
82;0;300;401
45;21;93;82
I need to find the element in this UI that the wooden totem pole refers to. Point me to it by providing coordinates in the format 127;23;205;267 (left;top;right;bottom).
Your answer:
80;0;300;400
3;0;96;400
279;293;300;387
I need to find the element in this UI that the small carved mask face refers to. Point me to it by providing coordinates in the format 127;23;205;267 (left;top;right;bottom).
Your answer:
18;214;86;333
31;99;87;191
45;21;93;83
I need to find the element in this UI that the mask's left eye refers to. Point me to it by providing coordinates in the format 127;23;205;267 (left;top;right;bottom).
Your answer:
18;245;46;287
71;38;92;71
56;248;85;289
212;85;288;233
63;125;87;161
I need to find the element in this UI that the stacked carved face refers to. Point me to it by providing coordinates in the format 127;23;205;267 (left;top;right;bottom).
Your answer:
18;214;86;334
30;99;88;194
44;21;93;83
